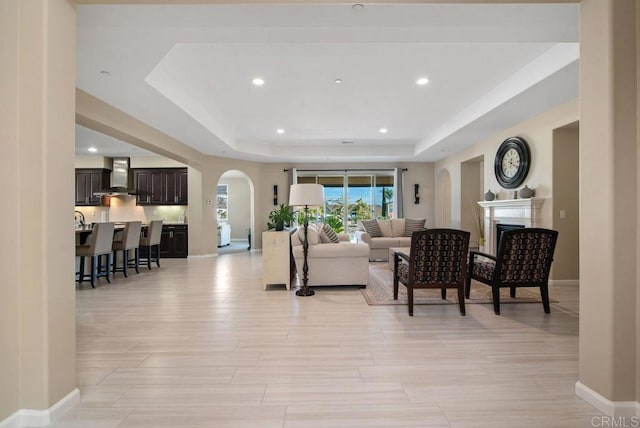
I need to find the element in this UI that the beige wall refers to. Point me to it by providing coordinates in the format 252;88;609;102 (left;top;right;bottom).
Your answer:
0;0;21;419
552;123;579;281
75;155;112;169
434;99;579;239
579;0;638;405
0;0;77;421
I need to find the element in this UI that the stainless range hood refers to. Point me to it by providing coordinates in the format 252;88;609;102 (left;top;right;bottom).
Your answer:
94;157;137;196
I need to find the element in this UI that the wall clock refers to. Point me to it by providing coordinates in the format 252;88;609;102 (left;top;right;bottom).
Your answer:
494;137;530;189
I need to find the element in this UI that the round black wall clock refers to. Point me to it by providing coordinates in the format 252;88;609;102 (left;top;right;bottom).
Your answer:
494;137;530;189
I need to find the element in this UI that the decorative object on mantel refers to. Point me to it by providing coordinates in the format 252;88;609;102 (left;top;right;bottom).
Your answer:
414;184;420;204
494;136;531;189
519;185;534;199
289;183;324;297
484;190;495;201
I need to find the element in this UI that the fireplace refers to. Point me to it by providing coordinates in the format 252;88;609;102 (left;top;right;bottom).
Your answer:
477;198;545;255
496;224;525;250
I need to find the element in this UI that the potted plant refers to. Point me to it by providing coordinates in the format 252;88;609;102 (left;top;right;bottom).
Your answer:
268;204;294;231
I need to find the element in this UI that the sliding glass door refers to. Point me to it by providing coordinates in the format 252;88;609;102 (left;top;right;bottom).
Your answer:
296;171;395;236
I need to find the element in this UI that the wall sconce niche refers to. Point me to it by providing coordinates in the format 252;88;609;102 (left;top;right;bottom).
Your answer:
414;184;420;204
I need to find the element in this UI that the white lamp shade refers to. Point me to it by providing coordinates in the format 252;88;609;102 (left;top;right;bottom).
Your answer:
289;184;324;207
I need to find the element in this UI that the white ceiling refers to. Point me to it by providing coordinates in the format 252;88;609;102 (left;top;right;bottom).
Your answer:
76;3;579;162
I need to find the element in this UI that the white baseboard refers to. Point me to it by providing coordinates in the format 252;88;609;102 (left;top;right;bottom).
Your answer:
576;381;640;416
550;279;579;286
0;412;20;428
0;388;79;428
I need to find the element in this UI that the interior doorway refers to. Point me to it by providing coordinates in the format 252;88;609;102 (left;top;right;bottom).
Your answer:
460;155;485;248
552;121;580;284
436;168;452;227
217;170;255;255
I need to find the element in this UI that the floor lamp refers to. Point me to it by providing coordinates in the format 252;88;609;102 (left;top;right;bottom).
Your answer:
289;183;324;297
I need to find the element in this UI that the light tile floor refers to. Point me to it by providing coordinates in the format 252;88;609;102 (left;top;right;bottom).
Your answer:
47;252;599;427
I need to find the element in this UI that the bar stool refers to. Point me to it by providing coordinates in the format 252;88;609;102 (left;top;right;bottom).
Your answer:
112;221;142;277
76;222;115;288
139;220;163;270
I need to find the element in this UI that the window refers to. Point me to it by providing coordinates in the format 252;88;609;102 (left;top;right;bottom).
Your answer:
295;170;395;236
216;184;228;222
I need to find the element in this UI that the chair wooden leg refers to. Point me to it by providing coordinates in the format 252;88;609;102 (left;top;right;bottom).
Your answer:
441;288;446;300
393;279;399;300
134;248;139;273
464;275;471;299
540;284;551;313
492;286;501;315
457;285;466;316
146;246;152;270
393;264;399;300
123;249;128;277
510;287;516;298
78;257;85;283
155;245;160;267
112;250;117;274
408;285;414;316
105;254;112;283
90;255;97;288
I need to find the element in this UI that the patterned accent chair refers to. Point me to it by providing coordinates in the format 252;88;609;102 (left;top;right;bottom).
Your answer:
465;228;559;315
393;229;470;316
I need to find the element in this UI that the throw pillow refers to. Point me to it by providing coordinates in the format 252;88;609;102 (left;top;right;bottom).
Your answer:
319;223;340;244
361;219;382;238
404;219;426;237
377;219;392;237
297;224;320;245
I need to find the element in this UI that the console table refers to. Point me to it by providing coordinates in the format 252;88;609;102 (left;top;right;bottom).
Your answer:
262;231;290;290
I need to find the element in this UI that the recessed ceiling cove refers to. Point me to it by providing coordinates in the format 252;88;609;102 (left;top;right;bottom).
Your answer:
77;3;579;162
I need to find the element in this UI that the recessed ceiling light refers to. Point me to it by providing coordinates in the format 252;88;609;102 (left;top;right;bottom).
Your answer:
88;147;98;153
335;79;343;84
252;77;265;86
276;129;285;134
416;77;429;86
342;141;355;144
352;3;365;10
327;130;334;134
99;70;110;76
379;128;388;134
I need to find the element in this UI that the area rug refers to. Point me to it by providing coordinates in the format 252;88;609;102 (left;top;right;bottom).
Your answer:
362;263;552;306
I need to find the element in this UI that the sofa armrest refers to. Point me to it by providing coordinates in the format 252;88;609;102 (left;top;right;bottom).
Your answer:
354;230;371;244
337;233;351;242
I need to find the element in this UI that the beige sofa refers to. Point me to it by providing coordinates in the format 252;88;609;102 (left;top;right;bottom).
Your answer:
290;225;370;287
355;218;425;261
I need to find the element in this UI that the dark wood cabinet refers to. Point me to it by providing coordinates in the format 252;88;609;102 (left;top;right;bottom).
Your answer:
134;168;188;206
75;169;110;206
159;224;188;258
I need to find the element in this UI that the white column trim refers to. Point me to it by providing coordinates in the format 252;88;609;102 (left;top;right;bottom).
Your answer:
0;388;79;428
576;381;640;417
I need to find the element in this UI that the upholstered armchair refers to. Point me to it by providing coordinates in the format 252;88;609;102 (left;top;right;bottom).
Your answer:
393;229;470;316
465;228;559;315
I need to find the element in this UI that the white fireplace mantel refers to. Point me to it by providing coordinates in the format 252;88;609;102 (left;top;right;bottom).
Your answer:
478;198;545;255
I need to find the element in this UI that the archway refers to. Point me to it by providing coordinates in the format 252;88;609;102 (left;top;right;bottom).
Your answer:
216;170;255;255
436;168;452;228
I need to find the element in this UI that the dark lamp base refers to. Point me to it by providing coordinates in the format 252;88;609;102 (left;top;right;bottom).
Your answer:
296;287;315;297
